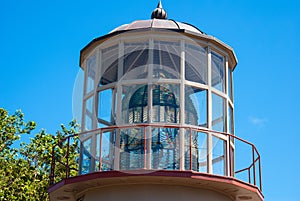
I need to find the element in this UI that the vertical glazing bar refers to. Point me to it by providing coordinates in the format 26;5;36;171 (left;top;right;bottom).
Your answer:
113;41;123;171
180;40;185;124
207;46;212;174
148;38;154;122
95;48;101;121
81;58;87;135
225;56;230;177
179;40;185;171
116;41;124;126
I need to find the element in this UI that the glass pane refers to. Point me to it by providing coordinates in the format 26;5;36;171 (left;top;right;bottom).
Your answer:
120;128;145;170
95;134;100;171
184;130;207;172
72;69;84;126
81;138;92;174
185;86;207;127
85;115;92;131
123;42;149;80
211;51;225;92
195;131;207;172
100;45;118;85
184;129;191;170
98;88;116;127
153;41;180;79
227;67;232;100
185;44;207;84
212;93;225;132
86;55;96;94
228;105;234;134
151;127;179;170
152;84;180;123
212;136;225;175
84;97;94;131
101;130;115;171
122;85;148;124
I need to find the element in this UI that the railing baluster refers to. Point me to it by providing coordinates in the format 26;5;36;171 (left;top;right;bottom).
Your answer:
252;146;256;186
50;146;55;185
259;156;262;192
248;168;251;184
190;128;192;170
66;137;70;179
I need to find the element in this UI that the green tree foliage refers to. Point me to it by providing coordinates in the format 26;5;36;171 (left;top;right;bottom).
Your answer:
0;108;79;201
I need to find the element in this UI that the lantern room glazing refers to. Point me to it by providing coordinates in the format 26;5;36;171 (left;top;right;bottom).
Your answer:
79;19;236;176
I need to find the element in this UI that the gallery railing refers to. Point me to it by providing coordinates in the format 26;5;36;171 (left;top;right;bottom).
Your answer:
49;124;262;192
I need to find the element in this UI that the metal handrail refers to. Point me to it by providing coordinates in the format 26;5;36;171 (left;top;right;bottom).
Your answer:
49;124;262;192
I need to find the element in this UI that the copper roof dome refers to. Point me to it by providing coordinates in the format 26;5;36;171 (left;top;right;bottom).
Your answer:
109;1;204;35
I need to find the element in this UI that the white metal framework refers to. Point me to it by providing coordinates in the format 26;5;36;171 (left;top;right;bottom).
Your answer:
79;30;235;177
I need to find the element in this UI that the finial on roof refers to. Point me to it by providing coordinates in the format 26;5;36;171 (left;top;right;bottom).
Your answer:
151;1;167;19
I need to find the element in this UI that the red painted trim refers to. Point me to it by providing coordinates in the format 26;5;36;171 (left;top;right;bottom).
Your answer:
48;170;264;200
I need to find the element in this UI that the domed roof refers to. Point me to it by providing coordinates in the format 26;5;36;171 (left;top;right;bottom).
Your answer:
109;1;204;35
109;19;204;35
80;1;238;70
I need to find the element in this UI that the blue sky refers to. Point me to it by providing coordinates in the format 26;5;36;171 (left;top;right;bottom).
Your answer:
0;0;299;200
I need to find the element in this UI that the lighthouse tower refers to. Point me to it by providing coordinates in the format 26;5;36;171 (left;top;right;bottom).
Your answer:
49;2;263;201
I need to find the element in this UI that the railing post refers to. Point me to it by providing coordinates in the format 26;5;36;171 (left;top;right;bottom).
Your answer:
66;137;70;179
252;146;256;186
50;145;55;185
189;128;192;170
144;127;147;169
248;168;251;184
228;135;232;177
259;157;262;192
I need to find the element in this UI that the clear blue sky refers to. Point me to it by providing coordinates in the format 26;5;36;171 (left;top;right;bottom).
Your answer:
0;0;299;200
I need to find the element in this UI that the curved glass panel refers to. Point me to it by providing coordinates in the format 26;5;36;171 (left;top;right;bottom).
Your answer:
185;44;207;84
212;93;225;132
100;45;118;86
184;130;207;172
120;128;145;170
185;86;207;127
80;138;92;174
151;127;179;170
86;55;96;94
153;41;180;79
101;130;115;171
84;97;94;131
122;84;148;124
152;84;180;123
228;68;233;100
98;88;116;127
212;136;225;175
123;42;149;80
211;51;225;92
228;105;233;134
